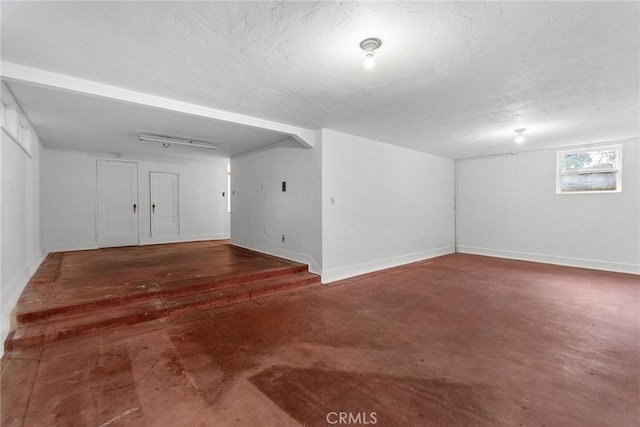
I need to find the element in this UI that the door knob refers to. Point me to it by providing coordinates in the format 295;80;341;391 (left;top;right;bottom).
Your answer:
152;203;156;213
133;203;137;213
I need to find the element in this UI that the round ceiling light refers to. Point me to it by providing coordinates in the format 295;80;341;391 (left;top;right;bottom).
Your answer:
514;128;527;143
360;38;382;70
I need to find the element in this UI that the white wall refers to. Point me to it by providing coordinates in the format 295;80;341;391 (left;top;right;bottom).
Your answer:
230;138;322;273
321;129;455;283
456;138;640;274
1;129;43;344
41;147;230;252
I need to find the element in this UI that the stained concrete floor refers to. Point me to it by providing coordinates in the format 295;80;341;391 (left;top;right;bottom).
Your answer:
2;253;639;426
12;240;307;318
6;242;318;350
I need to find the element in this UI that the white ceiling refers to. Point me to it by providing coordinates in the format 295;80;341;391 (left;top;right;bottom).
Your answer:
1;1;639;159
6;81;290;159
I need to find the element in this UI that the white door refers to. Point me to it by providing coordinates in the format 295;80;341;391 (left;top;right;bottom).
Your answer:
150;172;180;237
97;160;139;248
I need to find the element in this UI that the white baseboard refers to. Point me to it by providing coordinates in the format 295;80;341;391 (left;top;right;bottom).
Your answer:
456;245;640;275
26;250;48;278
46;235;230;253
139;234;229;246
46;242;99;253
321;246;455;284
230;238;321;275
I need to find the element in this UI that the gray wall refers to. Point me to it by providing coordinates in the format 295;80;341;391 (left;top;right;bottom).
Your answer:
1;130;43;343
321;129;455;282
456;138;639;274
230;138;323;273
41;147;230;252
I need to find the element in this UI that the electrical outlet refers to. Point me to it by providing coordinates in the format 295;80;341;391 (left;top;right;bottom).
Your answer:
281;235;285;243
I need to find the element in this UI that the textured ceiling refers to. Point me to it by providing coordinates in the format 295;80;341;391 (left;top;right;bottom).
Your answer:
1;1;639;158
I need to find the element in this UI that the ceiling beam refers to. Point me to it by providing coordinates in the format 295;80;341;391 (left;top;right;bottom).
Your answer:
0;62;316;148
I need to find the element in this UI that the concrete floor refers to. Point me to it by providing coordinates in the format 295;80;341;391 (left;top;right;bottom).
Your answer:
6;242;319;350
2;253;638;426
12;240;309;318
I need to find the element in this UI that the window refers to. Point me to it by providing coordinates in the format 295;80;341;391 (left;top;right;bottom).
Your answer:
557;145;621;194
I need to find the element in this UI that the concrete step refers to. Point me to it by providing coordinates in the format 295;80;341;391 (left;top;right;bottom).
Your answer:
13;264;309;325
164;271;321;314
5;271;321;352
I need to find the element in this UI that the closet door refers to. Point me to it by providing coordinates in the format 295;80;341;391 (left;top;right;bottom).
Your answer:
150;172;180;237
97;160;139;247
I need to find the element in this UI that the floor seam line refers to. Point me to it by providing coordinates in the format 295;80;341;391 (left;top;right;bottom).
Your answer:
19;336;43;427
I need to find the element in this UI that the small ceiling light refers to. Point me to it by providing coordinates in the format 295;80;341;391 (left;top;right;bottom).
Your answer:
360;38;382;70
138;134;217;150
514;128;526;143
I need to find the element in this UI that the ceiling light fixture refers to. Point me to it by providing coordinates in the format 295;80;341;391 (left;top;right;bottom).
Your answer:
514;128;526;143
138;134;217;150
360;38;382;70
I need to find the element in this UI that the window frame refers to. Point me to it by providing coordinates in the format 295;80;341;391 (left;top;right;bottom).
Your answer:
556;144;622;194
